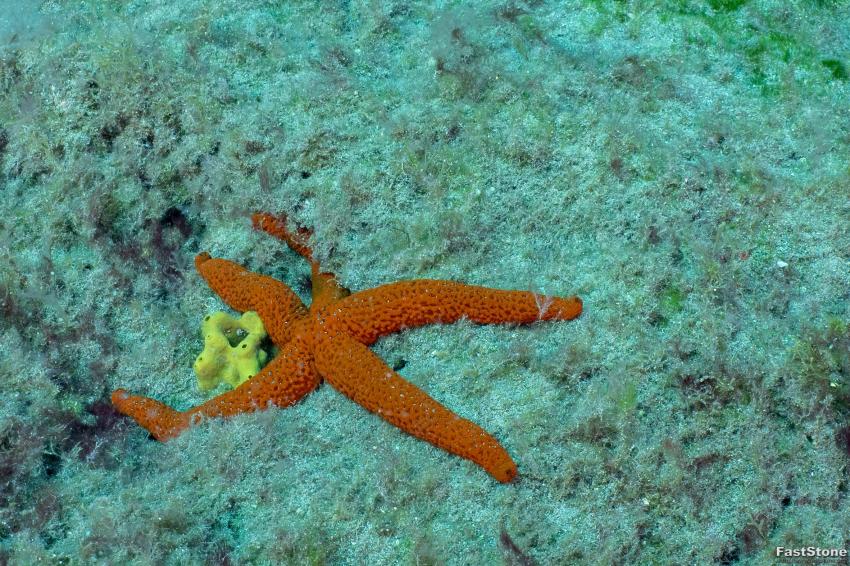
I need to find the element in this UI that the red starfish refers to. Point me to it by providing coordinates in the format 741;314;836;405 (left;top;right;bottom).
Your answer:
112;213;582;482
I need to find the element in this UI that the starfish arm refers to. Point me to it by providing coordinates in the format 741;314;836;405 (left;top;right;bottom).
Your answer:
110;389;190;441
327;280;582;345
314;330;518;482
194;253;308;345
251;212;314;261
111;340;319;441
251;212;350;309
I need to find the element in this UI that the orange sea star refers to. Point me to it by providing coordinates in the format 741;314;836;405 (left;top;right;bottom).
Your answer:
111;212;582;482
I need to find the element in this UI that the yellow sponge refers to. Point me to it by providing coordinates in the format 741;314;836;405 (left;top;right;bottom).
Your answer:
193;311;269;391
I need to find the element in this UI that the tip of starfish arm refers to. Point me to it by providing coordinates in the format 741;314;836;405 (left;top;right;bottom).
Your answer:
110;389;190;442
552;295;582;320
488;457;519;483
194;252;212;269
111;388;129;404
500;465;519;483
567;295;583;317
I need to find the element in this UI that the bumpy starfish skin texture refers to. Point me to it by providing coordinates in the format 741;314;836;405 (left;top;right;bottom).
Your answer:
112;212;582;482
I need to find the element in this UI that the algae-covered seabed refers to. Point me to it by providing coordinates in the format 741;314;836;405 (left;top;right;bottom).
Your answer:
1;1;849;564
